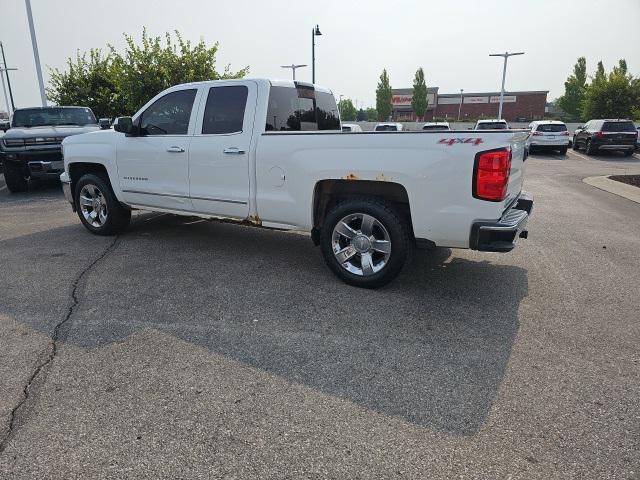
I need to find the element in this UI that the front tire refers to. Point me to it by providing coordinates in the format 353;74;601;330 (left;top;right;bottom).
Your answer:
3;162;28;193
74;173;131;235
572;138;579;150
320;198;409;288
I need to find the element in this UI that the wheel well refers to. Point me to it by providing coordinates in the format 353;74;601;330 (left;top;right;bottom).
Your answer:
312;179;414;244
68;162;109;194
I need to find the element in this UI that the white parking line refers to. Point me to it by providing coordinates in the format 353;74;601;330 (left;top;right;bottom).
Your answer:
567;149;590;161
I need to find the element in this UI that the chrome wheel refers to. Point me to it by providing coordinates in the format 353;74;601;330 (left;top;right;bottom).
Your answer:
79;184;108;228
331;213;391;276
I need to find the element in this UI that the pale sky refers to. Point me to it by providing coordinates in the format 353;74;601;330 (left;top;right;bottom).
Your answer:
1;0;639;112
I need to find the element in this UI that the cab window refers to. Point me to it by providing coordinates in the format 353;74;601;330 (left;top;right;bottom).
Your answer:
139;89;197;135
202;86;248;134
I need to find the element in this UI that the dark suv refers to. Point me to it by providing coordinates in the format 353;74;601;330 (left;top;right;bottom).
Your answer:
572;119;637;156
0;106;103;192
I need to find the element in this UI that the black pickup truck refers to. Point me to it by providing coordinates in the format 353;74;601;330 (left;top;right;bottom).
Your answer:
0;106;104;192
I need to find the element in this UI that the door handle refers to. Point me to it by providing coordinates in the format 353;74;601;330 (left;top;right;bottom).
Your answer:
167;146;185;153
223;147;246;154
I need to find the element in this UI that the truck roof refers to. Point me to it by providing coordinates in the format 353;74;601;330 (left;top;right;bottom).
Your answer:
167;78;334;95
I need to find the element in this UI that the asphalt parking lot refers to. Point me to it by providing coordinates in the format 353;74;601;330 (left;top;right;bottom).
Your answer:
1;149;639;478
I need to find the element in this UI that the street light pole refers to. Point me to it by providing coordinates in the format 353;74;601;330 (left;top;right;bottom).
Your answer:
280;64;307;81
457;89;464;121
311;25;322;84
0;42;16;111
489;51;524;120
0;68;17;115
25;0;47;107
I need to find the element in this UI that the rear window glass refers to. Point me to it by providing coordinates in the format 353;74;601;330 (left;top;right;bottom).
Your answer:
422;125;449;130
602;121;636;132
342;125;352;132
375;125;398;131
536;123;567;132
476;122;508;130
265;86;340;131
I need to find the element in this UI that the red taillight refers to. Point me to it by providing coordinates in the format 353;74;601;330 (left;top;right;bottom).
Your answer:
595;131;605;138
561;131;569;136
473;148;512;202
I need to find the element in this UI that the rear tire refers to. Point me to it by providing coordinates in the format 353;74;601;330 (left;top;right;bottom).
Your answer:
559;147;568;155
320;198;409;288
74;173;130;235
585;140;595;155
3;162;28;193
623;149;634;157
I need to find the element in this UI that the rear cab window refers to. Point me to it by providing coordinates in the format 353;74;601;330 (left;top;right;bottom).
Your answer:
265;85;340;132
201;85;248;134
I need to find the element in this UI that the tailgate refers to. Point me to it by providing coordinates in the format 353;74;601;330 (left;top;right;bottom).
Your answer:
505;131;529;205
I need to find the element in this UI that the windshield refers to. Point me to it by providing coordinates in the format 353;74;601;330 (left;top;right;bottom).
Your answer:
536;123;567;132
11;107;97;128
375;125;398;131
602;121;636;132
476;122;508;130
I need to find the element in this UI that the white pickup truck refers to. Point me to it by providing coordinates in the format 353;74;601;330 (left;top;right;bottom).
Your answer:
60;79;533;288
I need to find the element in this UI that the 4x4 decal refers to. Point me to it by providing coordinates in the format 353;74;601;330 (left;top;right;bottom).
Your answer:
438;138;484;146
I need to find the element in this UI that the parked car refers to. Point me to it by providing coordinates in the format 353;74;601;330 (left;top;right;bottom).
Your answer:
526;120;570;154
572;119;637;156
636;126;640;150
374;122;403;132
0;106;109;192
341;123;363;132
60;79;532;288
474;119;509;130
0;118;9;132
422;122;450;131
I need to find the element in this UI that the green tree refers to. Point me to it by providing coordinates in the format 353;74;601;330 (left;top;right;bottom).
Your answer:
356;108;367;122
365;107;378;121
411;67;428;121
582;59;640;119
556;57;587;121
338;98;357;121
375;69;393;121
48;29;248;118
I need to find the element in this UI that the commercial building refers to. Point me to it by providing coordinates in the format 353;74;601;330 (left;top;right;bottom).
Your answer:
391;88;548;122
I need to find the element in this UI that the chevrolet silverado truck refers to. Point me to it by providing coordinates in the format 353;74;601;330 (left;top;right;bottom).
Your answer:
60;79;533;288
1;106;103;192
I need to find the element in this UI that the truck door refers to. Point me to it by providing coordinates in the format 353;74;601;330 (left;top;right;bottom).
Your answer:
117;88;199;210
188;82;257;218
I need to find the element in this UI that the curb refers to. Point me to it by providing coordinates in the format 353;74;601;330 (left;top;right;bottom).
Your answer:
583;176;640;204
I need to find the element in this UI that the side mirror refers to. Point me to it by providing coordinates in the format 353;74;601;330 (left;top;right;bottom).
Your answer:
98;118;111;130
113;116;135;135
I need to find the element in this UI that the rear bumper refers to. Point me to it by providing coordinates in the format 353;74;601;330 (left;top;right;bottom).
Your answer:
596;144;635;151
470;191;533;252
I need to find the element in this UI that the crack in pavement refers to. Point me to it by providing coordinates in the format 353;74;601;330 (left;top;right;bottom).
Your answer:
0;236;120;453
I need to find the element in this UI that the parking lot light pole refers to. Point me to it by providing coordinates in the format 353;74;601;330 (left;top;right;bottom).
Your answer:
489;51;524;120
0;42;16;111
457;89;464;121
311;25;322;84
280;64;307;81
0;67;17;115
25;0;47;107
